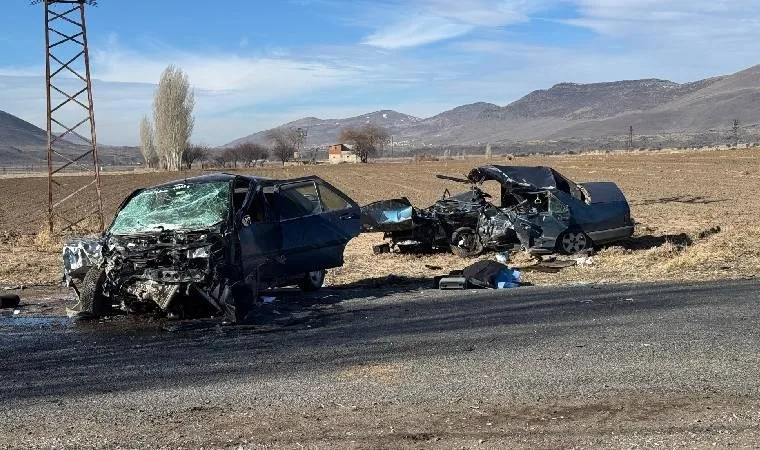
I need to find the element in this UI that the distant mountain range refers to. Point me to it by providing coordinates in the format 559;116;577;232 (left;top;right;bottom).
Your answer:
226;64;760;150
3;64;760;165
0;110;138;166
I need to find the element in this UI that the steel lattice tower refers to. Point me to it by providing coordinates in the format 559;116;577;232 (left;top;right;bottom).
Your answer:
41;0;104;234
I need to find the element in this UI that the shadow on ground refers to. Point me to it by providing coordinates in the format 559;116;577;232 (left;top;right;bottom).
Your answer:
634;195;728;206
616;233;694;250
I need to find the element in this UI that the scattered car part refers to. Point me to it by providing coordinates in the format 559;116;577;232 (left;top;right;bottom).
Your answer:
438;276;468;290
373;243;391;254
0;294;20;309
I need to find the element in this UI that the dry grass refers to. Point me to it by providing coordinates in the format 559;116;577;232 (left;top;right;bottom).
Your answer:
1;148;759;287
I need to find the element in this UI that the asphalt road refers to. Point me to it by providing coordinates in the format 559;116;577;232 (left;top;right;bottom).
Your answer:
1;279;759;448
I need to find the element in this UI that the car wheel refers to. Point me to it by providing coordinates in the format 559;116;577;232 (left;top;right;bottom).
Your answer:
299;269;326;292
557;229;591;254
78;266;110;316
221;281;252;324
450;227;483;258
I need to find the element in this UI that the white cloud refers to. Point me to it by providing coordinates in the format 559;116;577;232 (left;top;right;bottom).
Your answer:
362;0;533;49
363;14;473;49
3;0;760;148
566;0;760;41
91;47;360;96
0;67;42;77
0;45;372;146
553;0;760;82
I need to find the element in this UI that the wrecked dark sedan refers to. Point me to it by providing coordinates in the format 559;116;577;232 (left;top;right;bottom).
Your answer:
361;165;634;256
63;173;360;322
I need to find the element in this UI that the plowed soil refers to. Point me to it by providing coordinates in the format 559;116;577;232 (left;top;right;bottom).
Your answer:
1;149;758;290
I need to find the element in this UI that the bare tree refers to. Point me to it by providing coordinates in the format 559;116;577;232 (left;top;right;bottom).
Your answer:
218;147;249;168
182;144;209;169
220;148;240;168
153;65;195;171
339;123;390;163
139;115;155;167
232;142;268;167
267;128;299;164
213;154;227;168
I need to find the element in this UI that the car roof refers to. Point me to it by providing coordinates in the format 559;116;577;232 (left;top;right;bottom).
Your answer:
147;173;277;190
468;165;562;191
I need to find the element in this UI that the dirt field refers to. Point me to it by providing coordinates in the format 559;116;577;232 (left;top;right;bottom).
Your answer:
1;148;759;291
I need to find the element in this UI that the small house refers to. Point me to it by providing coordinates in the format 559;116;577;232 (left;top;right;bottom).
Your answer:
328;144;359;164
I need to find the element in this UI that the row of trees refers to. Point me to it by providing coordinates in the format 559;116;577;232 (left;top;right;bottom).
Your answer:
215;142;268;167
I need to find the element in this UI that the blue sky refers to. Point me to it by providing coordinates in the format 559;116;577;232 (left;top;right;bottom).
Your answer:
1;0;760;146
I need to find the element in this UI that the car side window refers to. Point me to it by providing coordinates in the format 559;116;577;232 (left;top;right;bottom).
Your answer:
548;192;569;214
278;182;322;220
317;182;352;212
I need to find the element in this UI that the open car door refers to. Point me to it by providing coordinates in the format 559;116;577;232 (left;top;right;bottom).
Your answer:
274;177;360;277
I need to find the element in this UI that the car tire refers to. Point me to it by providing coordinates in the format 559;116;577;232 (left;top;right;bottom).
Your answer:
450;227;483;258
299;269;326;292
221;281;252;324
557;229;592;255
78;266;110;316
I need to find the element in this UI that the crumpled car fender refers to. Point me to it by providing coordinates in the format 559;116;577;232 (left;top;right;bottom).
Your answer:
62;237;103;286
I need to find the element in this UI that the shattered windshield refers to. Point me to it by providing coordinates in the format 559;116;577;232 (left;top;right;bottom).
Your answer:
109;181;231;234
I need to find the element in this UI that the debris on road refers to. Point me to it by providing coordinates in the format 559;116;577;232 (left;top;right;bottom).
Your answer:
438;276;468;290
462;260;520;289
519;259;577;273
0;294;20;309
436;260;523;290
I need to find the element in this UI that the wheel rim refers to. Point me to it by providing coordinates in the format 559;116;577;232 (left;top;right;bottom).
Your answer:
456;230;477;251
561;232;587;253
308;270;324;285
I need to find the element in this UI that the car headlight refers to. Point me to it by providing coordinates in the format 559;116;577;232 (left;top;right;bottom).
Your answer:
187;245;212;259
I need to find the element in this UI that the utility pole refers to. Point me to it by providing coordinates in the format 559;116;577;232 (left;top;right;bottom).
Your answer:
39;0;104;234
294;127;307;161
732;119;740;147
628;125;634;149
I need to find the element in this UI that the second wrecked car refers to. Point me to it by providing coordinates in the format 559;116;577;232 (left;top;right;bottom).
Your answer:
361;165;634;256
63;173;361;322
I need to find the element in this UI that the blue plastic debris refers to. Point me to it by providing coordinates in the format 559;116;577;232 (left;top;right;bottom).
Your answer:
382;206;413;223
495;268;521;289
